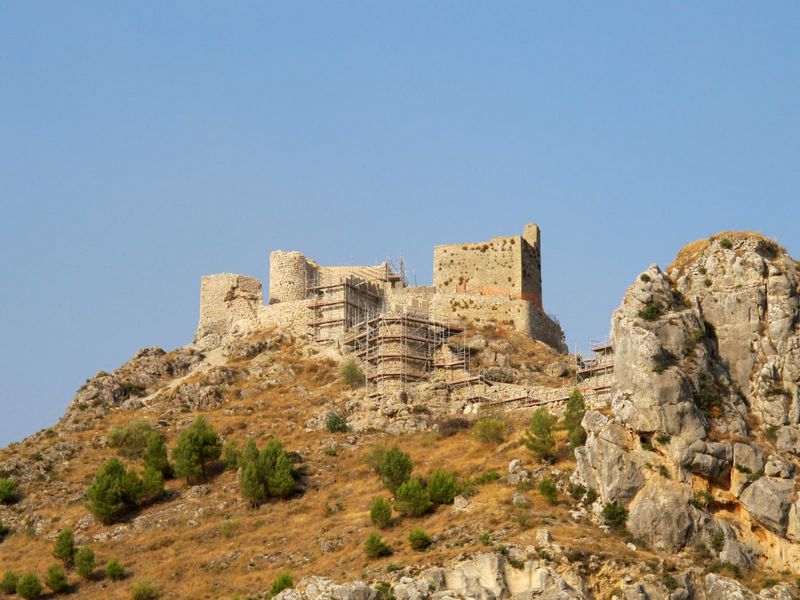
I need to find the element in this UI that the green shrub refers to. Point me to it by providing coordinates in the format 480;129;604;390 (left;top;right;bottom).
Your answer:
766;426;778;440
709;530;725;553
142;432;172;479
223;441;241;471
569;484;587;501
473;418;507;444
0;478;18;504
107;419;158;459
637;302;663;321
45;564;68;593
75;546;96;580
656;434;672;445
639;273;651;283
326;413;349;433
16;573;43;599
270;572;293;597
719;237;733;249
375;446;413;493
395;478;432;517
427;469;460;505
86;459;147;524
522;407;557;463
365;533;391;559
651;348;678;374
172;416;222;483
130;578;160;600
105;559;125;581
340;360;364;387
370;497;392;529
238;438;297;507
53;529;76;568
0;570;19;594
408;528;432;551
602;502;628;531
538;477;558;504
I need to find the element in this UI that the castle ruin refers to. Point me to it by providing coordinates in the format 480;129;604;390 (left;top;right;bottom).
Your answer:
194;224;567;396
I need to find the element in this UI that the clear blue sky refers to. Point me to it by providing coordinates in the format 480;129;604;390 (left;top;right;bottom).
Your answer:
1;3;798;445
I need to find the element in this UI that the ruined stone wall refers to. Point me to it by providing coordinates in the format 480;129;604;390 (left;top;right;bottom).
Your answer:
195;274;263;348
258;300;311;339
429;293;566;352
269;251;313;303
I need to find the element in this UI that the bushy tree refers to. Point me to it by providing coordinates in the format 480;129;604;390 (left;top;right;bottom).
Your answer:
75;546;96;580
270;572;293;596
602;502;629;531
364;533;391;559
563;389;587;449
140;466;165;503
376;446;412;492
427;469;460;505
107;419;157;458
0;477;18;504
142;432;172;479
0;519;12;542
105;559;125;581
408;528;432;551
238;438;296;507
172;416;222;483
395;478;432;517
53;529;76;568
0;570;19;594
370;497;392;529
522;407;557;463
45;564;68;593
129;578;159;600
16;573;43;599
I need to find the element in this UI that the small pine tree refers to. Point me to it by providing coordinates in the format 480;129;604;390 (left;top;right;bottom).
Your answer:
45;564;68;593
105;559;125;581
85;459;142;524
376;446;413;492
0;570;19;594
370;497;392;529
239;463;266;508
270;572;293;596
427;469;460;505
0;477;18;504
172;416;222;483
140;466;165;503
53;529;76;568
408;528;432;551
364;533;391;559
340;360;363;387
522;407;557;463
222;440;241;470
142;432;172;479
16;573;43;599
395;478;432;517
563;389;587;449
326;413;349;433
75;546;96;580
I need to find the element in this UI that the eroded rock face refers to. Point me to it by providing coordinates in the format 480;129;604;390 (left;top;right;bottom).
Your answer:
575;234;800;567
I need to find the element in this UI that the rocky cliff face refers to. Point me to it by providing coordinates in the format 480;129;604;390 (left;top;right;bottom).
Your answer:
574;233;800;572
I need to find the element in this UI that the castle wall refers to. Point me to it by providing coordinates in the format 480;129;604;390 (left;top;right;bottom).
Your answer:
429;293;566;352
434;236;523;297
385;286;435;313
195;274;263;348
258;300;311;338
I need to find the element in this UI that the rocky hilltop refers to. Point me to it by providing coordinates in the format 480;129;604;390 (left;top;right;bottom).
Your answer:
0;232;798;600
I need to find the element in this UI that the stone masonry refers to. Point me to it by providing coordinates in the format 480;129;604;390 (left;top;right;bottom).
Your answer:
193;223;566;353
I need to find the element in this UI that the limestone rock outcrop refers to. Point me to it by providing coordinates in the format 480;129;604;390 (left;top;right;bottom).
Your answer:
573;233;800;570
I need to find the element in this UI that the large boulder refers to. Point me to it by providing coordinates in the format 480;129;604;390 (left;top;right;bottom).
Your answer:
739;477;796;534
626;481;696;552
